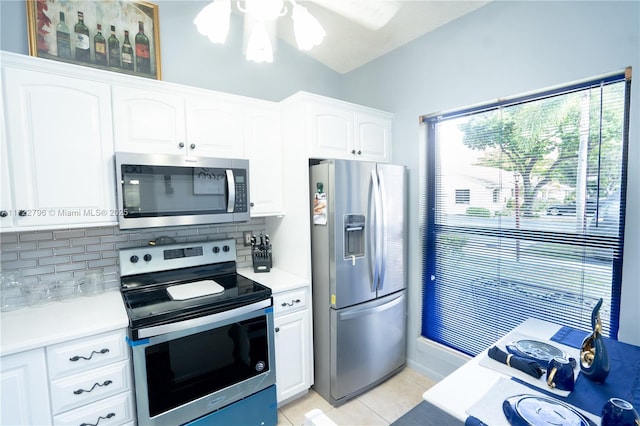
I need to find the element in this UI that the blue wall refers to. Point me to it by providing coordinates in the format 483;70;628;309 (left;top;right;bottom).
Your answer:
340;1;640;371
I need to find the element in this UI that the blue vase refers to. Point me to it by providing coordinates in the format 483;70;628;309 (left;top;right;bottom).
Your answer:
580;298;610;382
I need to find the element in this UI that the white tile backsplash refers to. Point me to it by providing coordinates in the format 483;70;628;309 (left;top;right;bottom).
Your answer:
0;218;267;289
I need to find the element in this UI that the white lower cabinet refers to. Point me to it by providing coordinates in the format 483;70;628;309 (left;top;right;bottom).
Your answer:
50;360;131;415
0;348;52;426
48;329;133;425
52;391;135;426
0;329;133;425
272;287;312;404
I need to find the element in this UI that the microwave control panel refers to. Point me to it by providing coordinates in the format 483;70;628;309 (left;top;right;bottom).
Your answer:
234;170;248;212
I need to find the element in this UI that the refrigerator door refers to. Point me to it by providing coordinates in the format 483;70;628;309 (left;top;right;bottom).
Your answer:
330;291;406;402
375;163;407;298
332;160;378;309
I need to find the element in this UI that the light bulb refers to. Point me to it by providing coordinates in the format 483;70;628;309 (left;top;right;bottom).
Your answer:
246;22;274;63
292;3;325;51
193;0;231;44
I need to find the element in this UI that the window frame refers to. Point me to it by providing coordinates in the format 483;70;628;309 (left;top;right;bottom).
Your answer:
420;70;631;354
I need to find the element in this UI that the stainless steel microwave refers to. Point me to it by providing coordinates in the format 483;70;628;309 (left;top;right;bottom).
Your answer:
115;152;250;229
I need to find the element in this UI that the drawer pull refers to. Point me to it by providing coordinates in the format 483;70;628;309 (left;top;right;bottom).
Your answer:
79;412;115;426
69;348;109;362
73;380;113;395
281;299;301;307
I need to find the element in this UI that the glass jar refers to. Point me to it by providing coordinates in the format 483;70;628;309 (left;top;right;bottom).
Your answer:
24;278;55;307
56;279;80;302
79;269;105;296
0;272;26;312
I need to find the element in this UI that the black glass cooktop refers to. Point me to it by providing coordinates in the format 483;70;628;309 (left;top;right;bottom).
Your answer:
120;262;271;333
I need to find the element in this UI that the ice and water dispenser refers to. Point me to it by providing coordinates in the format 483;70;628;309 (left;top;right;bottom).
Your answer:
344;214;365;263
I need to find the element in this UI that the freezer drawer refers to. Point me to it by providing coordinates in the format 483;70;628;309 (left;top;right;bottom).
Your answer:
330;291;406;401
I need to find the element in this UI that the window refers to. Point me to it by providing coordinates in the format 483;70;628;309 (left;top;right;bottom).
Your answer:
421;71;631;356
455;189;471;204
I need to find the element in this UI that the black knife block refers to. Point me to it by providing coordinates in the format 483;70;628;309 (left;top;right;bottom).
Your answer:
252;250;272;273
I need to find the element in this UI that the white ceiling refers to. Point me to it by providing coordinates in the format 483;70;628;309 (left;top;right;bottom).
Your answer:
275;1;491;74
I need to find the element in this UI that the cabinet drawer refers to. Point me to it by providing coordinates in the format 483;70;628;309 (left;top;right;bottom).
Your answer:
273;288;308;316
53;391;134;426
47;329;128;380
50;360;131;415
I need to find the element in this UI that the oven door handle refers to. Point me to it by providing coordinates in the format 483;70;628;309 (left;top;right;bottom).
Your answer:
136;298;271;339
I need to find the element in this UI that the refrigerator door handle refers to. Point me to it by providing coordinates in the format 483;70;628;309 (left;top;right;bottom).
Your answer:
377;169;388;290
337;292;405;321
370;169;383;291
368;172;376;290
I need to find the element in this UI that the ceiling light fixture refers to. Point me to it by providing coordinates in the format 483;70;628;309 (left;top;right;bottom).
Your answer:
194;0;326;63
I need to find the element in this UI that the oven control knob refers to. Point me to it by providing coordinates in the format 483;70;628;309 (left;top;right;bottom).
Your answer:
223;245;230;252
144;254;152;262
213;246;220;253
255;361;265;372
130;255;139;263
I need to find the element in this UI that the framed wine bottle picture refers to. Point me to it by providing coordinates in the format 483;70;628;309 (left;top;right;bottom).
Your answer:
26;0;161;80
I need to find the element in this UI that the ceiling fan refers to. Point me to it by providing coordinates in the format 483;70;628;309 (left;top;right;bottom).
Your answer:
194;0;401;63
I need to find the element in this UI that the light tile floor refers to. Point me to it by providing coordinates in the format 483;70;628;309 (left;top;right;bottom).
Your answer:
277;367;437;426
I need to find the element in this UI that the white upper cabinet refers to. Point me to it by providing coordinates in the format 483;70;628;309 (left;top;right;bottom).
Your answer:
113;85;245;158
1;66;116;231
186;94;245;158
297;93;392;162
354;112;391;163
244;102;284;216
112;86;184;155
310;102;355;160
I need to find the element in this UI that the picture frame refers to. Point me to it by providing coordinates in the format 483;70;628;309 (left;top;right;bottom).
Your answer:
26;0;161;80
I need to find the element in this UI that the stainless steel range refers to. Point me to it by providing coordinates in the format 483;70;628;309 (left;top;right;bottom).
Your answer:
119;238;277;426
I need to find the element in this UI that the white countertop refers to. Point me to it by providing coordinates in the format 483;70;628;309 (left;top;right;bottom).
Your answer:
1;268;309;357
0;290;129;357
238;267;310;294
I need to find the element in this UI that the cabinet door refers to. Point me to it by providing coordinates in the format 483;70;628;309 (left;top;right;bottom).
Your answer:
112;86;185;154
244;105;284;216
355;112;391;163
46;329;128;381
310;103;354;160
0;81;15;227
52;391;134;426
49;360;131;415
185;94;245;158
274;309;311;403
1;349;52;426
3;68;116;228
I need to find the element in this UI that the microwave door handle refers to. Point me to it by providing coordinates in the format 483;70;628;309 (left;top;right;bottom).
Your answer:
226;169;236;213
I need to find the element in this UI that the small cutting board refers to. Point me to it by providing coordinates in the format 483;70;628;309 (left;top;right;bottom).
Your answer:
167;280;224;300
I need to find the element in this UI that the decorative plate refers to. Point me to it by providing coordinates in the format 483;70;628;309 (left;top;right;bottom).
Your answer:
506;340;566;368
503;394;595;426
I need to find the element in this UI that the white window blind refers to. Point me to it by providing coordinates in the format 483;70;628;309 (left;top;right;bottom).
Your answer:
422;71;630;356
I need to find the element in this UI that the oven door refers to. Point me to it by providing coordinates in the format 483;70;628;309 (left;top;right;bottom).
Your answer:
115;152;250;229
128;300;276;426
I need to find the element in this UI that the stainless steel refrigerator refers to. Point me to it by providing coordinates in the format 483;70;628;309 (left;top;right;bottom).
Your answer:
310;159;407;406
